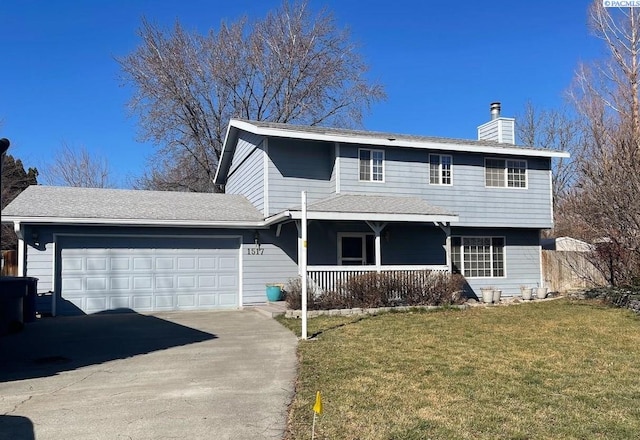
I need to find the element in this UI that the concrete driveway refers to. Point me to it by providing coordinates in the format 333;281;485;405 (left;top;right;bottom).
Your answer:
0;309;298;440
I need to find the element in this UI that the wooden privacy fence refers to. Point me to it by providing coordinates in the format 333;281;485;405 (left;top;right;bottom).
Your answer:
1;250;18;276
542;250;605;292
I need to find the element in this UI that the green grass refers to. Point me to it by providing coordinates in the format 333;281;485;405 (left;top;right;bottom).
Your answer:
276;300;640;440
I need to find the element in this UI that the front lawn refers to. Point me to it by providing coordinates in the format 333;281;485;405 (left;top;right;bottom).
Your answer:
277;300;640;439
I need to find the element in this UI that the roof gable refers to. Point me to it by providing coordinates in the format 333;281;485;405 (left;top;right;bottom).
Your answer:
214;119;570;185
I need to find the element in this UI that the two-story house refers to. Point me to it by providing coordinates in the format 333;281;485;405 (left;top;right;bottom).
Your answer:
2;104;569;315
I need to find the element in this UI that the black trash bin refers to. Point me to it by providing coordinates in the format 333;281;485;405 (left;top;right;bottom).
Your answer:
23;277;39;323
0;277;27;335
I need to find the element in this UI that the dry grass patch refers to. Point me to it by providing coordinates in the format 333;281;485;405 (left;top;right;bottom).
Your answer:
277;300;640;440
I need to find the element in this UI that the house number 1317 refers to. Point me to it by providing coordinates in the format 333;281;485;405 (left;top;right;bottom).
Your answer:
247;247;264;255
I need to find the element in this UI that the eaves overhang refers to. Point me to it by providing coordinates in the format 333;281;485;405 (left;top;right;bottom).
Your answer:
2;216;271;229
225;119;571;159
264;210;459;224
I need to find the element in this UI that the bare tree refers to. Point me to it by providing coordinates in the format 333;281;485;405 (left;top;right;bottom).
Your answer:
516;101;584;202
560;2;640;285
118;0;385;192
43;143;114;188
571;2;640;144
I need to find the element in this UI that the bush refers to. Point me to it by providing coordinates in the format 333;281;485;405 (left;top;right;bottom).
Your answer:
582;285;640;314
285;271;465;310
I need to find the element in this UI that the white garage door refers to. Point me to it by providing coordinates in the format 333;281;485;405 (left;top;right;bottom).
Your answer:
58;236;240;315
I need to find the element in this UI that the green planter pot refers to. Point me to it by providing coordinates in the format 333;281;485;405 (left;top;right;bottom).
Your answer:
266;284;283;302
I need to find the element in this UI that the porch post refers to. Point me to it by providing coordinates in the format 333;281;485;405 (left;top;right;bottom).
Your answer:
295;220;301;275
365;221;387;271
436;222;452;272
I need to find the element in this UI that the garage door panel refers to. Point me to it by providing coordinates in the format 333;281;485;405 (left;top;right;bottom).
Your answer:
86;297;107;311
64;258;83;271
219;275;238;289
178;276;196;288
176;294;195;307
111;257;130;271
198;257;217;270
198;294;217;306
59;236;240;314
219;293;237;306
87;257;107;271
132;296;153;310
156;257;174;270
154;295;174;309
134;257;153;270
111;277;130;290
155;276;174;289
86;278;108;291
219;257;237;270
198;275;216;288
109;296;130;309
178;257;196;270
62;277;83;291
133;277;153;290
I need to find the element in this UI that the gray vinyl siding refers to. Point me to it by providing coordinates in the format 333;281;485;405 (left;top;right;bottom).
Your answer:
267;139;333;213
240;226;298;304
338;144;553;228
25;228;54;294
225;132;266;214
330;144;338;194
478;119;515;144
451;227;541;298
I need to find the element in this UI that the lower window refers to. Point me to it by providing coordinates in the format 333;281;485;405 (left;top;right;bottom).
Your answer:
338;233;375;265
451;236;505;277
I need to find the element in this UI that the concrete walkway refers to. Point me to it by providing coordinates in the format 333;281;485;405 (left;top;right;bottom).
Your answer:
0;309;297;440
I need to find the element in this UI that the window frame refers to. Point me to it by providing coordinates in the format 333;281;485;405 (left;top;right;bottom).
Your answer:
429;153;453;185
484;157;527;189
337;233;375;265
451;236;506;278
358;148;385;183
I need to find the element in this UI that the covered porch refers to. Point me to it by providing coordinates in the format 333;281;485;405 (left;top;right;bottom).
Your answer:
267;194;459;293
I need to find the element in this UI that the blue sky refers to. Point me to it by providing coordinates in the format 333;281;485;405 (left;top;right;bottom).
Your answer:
2;0;599;187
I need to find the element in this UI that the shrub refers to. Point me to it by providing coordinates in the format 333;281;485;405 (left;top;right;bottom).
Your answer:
285;271;465;310
284;277;318;310
582;285;640;314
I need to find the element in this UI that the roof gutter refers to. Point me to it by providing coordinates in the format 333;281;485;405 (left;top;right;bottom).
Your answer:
227;120;571;159
1;216;272;229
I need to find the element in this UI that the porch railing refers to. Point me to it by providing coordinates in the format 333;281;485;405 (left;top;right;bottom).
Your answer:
306;265;449;294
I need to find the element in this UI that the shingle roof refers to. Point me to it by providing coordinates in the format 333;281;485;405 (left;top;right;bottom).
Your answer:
236;119;547;152
304;194;454;216
2;185;264;223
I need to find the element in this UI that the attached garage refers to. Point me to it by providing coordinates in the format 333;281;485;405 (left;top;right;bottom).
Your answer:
57;236;240;315
2;186;277;316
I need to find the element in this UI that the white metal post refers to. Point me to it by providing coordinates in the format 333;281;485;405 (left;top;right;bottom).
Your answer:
301;191;308;340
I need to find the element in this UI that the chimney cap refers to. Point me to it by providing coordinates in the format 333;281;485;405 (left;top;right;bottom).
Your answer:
490;102;501;120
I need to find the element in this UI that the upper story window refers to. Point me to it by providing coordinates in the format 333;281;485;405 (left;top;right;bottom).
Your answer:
429;154;452;185
359;149;384;182
485;158;527;188
451;236;505;278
